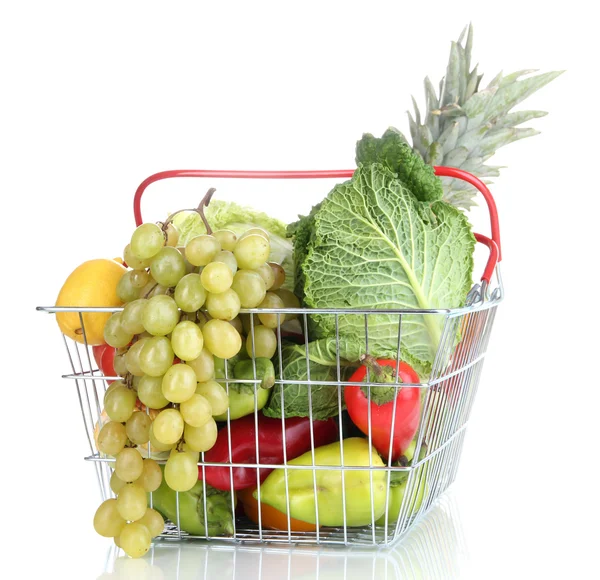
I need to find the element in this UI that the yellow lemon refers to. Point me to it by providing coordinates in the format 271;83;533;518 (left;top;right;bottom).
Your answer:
56;259;127;345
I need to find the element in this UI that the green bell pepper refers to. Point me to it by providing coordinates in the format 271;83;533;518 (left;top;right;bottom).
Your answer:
214;357;274;421
150;474;235;536
256;437;388;527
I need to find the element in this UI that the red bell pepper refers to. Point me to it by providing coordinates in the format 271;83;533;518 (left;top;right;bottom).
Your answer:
198;413;339;491
93;344;116;381
344;355;421;461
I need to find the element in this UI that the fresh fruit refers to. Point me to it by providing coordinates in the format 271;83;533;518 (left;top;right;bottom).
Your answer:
56;259;126;345
94;499;126;537
119;522;152;559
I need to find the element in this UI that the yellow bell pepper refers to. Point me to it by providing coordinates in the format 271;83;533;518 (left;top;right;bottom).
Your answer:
255;438;387;527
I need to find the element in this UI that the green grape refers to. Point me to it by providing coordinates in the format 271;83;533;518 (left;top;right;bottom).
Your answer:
205;289;241;321
112;353;128;377
98;421;128;455
130;269;150;289
119;522;151;559
257;292;286;328
139;336;174;377
184;418;218;452
137;375;169;409
153;408;184;444
94;498;126;537
104;385;137;422
104;379;126;400
164;450;199;492
229;317;243;334
202;319;242;359
213;250;238;276
180;393;213;427
138;458;162;492
231;270;266;308
195;380;229;416
174;273;206;312
131;375;142;390
110;471;127;495
165;223;180;247
115;447;144;482
150;246;186;287
117;271;141;302
125;338;149;376
141;295;180;336
187;348;215;382
185;235;221;267
126;411;152;445
124;244;151;270
161;364;197;403
240;227;269;241
116;483;148;521
104;312;134;348
234;234;270;270
140;280;169;298
274;288;300;320
170;321;204;361
213;229;237;252
201;261;234;294
255;263;275;290
121;299;148;335
269;262;286;291
246;325;277;359
149;423;176;452
136;508;164;538
177;247;196;274
181;443;201;462
130;223;165;260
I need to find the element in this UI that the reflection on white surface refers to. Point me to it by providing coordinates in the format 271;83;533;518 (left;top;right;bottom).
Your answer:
99;491;467;580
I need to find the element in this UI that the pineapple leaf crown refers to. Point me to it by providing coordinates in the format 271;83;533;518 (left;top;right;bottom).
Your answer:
407;23;564;210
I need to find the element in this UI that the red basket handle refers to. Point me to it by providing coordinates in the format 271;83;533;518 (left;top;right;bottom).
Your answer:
133;167;500;283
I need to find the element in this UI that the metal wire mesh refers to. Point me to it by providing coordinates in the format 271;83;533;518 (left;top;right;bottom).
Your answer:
37;275;501;547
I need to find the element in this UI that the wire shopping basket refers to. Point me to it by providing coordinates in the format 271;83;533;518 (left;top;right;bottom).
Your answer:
37;166;502;548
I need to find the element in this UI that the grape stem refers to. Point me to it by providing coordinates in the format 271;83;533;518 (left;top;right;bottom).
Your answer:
161;187;217;235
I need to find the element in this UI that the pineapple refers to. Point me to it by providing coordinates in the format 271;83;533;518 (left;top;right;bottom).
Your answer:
406;24;563;210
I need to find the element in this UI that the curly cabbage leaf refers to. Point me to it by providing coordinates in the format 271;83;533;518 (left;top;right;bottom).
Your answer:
299;163;475;375
356;128;444;203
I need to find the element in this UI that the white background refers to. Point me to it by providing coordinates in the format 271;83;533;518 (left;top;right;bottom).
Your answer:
2;1;598;578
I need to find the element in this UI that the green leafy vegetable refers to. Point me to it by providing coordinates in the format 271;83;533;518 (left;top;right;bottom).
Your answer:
295;162;475;375
173;200;294;290
356;128;443;203
263;338;362;420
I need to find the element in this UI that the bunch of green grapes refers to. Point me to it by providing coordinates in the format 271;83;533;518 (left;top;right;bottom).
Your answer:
95;215;296;557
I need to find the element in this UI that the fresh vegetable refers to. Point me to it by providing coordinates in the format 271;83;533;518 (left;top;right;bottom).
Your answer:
263;338;362;420
93;344;117;379
55;258;126;345
172;200;294;290
237;487;318;532
150;474;235;536
344;355;421;461
376;438;428;525
290;162;476;376
257;438;387;526
213;357;274;421
198;413;339;491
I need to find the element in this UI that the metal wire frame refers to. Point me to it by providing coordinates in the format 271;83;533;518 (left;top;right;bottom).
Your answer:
36;272;502;548
103;492;467;579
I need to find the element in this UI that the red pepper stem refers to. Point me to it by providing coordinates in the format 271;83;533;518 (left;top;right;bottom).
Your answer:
359;354;391;382
358;355;401;407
